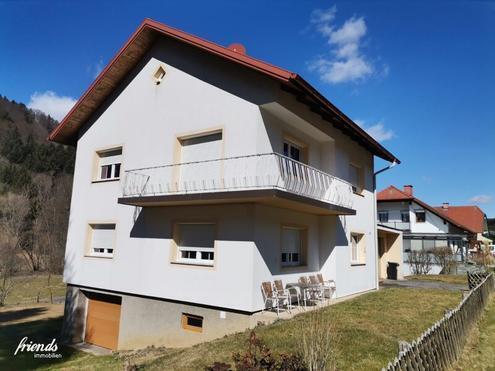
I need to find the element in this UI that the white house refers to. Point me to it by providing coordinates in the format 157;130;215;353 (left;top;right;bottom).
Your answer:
50;19;399;351
377;185;475;275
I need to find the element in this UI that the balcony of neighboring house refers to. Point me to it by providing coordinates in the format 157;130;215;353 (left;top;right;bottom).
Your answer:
118;153;355;216
378;221;411;231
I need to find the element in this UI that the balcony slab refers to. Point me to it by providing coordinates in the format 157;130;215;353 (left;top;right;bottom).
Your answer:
118;188;355;216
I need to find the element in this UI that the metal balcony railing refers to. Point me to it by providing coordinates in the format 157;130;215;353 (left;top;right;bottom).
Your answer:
379;221;411;231
121;153;354;209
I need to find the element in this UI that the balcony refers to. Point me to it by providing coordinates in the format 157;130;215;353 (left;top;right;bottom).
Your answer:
378;221;411;231
118;153;355;215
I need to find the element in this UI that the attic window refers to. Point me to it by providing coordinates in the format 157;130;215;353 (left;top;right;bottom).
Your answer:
153;66;166;84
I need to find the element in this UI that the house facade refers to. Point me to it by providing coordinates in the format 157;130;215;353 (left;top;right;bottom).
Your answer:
377;185;477;274
50;19;399;351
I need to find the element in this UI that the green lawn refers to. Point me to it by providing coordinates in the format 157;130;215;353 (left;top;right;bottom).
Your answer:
6;274;66;306
453;295;495;370
140;288;460;370
405;274;467;285
0;288;461;370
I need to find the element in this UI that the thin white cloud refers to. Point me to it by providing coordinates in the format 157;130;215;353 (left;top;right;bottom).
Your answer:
469;195;493;204
308;6;382;84
28;91;76;121
355;119;395;142
93;58;104;78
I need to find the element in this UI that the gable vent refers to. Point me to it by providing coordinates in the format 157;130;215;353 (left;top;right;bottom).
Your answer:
153;65;166;85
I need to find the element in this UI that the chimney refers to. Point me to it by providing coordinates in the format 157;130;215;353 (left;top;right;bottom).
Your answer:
227;43;247;55
403;185;413;197
442;202;449;210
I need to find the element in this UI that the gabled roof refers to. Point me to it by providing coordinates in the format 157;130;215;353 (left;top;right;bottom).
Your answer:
377;185;412;201
48;19;399;164
434;205;486;234
377;185;477;233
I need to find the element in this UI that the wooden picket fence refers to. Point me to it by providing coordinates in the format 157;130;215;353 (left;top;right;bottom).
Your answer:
467;271;490;290
383;273;494;371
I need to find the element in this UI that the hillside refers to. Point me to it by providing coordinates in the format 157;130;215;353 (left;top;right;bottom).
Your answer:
0;95;74;274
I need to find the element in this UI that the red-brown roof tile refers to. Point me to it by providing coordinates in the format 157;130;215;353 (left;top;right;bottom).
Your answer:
434;206;485;233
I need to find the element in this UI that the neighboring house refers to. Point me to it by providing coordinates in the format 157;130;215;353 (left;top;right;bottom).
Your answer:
377;185;481;274
434;205;491;248
50;19;399;351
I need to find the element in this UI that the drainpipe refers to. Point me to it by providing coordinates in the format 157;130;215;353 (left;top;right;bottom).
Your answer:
373;161;398;290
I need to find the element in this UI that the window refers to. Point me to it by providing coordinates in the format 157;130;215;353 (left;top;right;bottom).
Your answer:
350;232;366;264
349;164;364;194
401;210;410;223
88;224;116;257
181;313;203;333
378;211;389;223
281;226;306;267
175;223;215;266
95;147;122;181
283;140;301;162
415;210;426;223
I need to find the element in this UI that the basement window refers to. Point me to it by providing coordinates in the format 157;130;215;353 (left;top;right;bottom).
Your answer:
153;66;166;84
181;313;203;333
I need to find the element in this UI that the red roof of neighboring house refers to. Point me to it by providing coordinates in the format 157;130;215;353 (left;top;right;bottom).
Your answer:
377;185;412;201
434;206;485;234
48;19;399;164
377;185;477;233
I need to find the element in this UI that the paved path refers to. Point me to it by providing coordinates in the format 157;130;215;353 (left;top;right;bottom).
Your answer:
380;279;468;292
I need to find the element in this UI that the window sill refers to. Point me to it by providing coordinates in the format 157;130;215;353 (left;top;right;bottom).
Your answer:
353;191;365;197
350;262;366;266
171;261;214;268
84;255;114;259
91;178;120;184
280;264;308;272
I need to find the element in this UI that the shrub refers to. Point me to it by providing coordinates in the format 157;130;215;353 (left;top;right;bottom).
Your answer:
432;246;457;274
205;331;305;371
301;310;337;371
407;249;432;275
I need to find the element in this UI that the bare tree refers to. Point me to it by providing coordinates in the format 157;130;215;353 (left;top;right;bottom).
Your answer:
0;193;29;305
432;246;457;274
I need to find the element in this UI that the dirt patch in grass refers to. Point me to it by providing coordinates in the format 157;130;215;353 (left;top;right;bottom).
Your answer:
453;295;495;370
406;274;467;285
137;288;460;370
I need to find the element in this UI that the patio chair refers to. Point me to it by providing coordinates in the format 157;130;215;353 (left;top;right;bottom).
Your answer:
317;273;336;299
298;276;320;307
261;281;289;316
309;275;325;302
274;279;299;311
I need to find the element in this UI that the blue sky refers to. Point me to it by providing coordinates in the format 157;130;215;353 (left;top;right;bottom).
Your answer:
1;1;494;216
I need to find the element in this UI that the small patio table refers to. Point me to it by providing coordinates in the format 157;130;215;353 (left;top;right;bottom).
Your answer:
286;282;321;308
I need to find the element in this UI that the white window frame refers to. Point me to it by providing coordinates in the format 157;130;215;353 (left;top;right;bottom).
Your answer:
415;210;426;223
349;164;364;194
350;232;366;265
87;223;116;258
95;147;122;182
281;225;306;267
174;222;216;266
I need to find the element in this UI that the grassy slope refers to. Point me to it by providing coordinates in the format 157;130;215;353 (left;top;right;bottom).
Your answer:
454;295;495;370
405;274;467;285
0;288;460;370
6;274;66;306
141;288;460;370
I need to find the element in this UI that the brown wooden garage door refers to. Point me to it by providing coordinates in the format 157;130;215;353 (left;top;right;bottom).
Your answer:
84;293;121;350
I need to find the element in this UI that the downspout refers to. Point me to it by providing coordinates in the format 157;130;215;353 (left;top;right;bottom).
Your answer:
373;161;398;290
